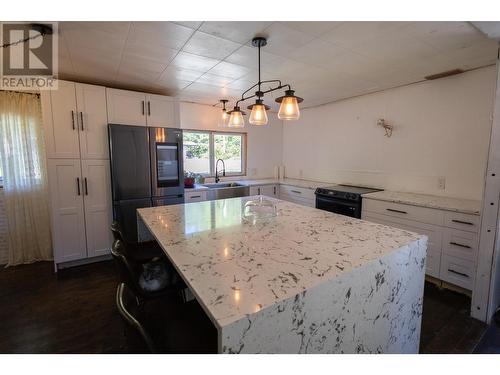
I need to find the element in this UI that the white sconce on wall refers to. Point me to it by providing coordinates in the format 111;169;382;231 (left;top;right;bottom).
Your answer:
377;118;393;137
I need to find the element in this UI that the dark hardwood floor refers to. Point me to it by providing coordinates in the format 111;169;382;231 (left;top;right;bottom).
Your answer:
0;260;490;353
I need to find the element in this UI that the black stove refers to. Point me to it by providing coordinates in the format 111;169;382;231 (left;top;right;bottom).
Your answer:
315;185;383;218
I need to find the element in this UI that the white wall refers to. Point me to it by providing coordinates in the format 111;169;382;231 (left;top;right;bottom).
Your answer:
283;66;496;200
179;102;283;179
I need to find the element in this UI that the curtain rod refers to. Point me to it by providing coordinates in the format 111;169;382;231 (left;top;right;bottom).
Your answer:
0;90;40;97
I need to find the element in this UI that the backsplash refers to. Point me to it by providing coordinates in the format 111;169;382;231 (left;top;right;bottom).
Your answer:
0;189;8;265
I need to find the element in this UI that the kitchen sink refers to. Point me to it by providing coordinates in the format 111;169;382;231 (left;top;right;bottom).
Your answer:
201;182;249;200
202;182;244;188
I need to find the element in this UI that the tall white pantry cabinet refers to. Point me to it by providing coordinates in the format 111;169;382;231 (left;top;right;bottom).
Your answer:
42;80;112;268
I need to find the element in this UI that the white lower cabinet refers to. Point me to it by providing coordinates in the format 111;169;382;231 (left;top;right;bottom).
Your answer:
48;158;112;266
279;184;315;207
185;190;207;203
362;198;479;290
250;184;278;197
47;159;87;263
81;160;113;258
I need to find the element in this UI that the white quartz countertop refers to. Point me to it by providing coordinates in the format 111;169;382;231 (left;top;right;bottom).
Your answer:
362;190;481;215
137;196;423;329
197;178;331;190
185;184;209;192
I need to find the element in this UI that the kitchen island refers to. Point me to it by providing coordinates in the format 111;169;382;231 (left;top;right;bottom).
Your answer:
137;196;427;353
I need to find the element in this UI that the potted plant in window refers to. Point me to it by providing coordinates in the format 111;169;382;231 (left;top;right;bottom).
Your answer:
184;171;195;188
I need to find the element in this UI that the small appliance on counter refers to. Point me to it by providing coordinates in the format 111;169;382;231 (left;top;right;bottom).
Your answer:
315;185;383;219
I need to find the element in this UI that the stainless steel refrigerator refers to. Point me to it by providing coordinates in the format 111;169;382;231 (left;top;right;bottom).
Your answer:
108;124;184;242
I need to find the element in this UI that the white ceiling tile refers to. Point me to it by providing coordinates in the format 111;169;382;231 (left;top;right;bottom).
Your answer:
170;51;219;72
122;41;179;63
281;21;344;37
199;21;273;44
182;31;241;60
159;65;204;82
63;29;127;54
208;61;253;79
288;39;350;69
319;22;410;47
195;73;235;87
127;22;195;50
60;22;130;35
262;23;316;57
173;21;203;30
402;22;486;52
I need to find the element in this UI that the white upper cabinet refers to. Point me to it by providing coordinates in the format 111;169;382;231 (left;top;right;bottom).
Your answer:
76;83;109;159
106;88;179;128
146;94;178;128
106;88;147;126
81;159;113;258
47;159;87;263
42;81;80;159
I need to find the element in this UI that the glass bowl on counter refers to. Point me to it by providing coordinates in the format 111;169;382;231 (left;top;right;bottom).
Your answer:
242;196;278;224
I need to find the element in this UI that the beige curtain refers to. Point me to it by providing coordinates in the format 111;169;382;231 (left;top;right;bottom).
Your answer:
0;91;52;266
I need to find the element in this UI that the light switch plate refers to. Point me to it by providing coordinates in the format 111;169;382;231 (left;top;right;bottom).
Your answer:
438;177;446;190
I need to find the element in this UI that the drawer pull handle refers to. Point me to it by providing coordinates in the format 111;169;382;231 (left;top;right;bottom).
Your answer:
449;241;471;249
386;208;407;214
448;269;469;278
189;195;201;199
451;219;474;226
291;190;302;194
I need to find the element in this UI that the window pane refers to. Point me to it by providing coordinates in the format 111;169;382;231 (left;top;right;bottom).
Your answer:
214;133;242;174
183;131;210;175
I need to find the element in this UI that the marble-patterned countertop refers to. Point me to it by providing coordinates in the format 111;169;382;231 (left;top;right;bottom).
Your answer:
362;190;481;215
137;196;423;329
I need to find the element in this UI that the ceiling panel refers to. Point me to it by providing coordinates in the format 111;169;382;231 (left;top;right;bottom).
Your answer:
55;21;499;110
182;31;241;60
199;21;273;44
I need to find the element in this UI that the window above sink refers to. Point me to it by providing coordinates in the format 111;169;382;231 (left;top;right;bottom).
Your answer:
183;130;246;177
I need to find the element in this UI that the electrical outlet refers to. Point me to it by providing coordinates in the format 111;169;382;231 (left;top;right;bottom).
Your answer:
251;168;257;176
438;177;446;190
299;169;303;178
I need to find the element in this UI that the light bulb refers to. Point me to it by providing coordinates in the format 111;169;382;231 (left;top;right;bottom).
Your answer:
278;96;300;120
218;109;229;127
228;107;245;128
249;102;268;126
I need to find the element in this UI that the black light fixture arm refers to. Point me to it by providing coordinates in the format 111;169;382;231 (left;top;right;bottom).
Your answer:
236;81;292;108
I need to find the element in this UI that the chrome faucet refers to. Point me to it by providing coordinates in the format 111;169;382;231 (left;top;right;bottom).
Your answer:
215;159;226;183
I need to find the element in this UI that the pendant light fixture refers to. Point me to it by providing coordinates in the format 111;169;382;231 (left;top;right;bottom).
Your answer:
276;90;303;120
217;99;229;127
221;36;303;128
228;106;246;128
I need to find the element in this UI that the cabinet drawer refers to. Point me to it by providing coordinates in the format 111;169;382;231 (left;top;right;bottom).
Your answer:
443;211;480;233
279;185;315;200
361;212;441;252
442;228;478;261
363;198;444;226
185;191;207;203
440;254;474;290
279;193;314;208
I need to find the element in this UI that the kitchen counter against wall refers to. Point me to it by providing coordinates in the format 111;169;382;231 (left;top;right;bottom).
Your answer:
361;190;481;216
223;178;330;190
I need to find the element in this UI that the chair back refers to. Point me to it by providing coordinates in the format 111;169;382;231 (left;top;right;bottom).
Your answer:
116;283;157;353
110;220;124;242
111;239;143;297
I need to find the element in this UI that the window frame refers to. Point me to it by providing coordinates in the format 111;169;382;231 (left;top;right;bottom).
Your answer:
182;129;247;177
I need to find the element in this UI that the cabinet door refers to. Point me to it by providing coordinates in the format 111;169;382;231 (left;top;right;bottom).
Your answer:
250;186;261;195
146;94;177;128
106;88;147;126
47;159;87;263
260;185;278;197
81;159;113;258
42;81;80;158
76;83;109;159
